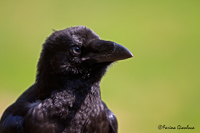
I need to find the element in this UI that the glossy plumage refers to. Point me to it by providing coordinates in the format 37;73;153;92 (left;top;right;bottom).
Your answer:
0;26;132;133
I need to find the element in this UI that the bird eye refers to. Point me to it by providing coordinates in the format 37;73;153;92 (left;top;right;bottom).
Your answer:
71;46;81;55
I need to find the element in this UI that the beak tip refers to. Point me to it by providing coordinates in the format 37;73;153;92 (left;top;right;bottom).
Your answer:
131;53;134;57
130;53;134;58
127;51;133;58
123;47;133;59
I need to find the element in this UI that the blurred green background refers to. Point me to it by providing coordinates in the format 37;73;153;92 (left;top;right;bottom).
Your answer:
0;0;200;132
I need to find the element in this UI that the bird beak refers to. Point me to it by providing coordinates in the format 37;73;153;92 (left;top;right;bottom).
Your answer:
82;40;133;64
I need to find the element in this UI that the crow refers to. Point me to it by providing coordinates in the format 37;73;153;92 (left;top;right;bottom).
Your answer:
0;26;132;133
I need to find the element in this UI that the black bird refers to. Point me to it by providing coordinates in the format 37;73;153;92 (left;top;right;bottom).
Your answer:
0;26;132;133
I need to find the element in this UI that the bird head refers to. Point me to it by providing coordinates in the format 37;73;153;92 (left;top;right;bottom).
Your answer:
37;26;133;81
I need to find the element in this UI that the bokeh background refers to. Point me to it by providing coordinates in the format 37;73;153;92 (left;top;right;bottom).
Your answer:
0;1;200;132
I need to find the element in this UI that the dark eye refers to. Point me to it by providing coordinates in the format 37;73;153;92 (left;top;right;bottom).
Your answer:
71;46;81;54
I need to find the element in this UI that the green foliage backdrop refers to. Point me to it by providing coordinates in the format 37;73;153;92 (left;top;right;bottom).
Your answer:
0;1;200;132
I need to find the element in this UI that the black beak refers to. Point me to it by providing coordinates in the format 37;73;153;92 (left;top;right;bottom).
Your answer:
82;40;133;64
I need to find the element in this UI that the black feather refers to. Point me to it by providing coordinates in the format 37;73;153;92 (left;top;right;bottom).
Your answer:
0;26;132;133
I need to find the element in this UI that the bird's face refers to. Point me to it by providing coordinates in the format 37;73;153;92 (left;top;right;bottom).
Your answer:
38;26;132;80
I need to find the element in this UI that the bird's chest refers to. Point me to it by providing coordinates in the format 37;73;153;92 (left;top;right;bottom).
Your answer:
63;94;107;133
28;90;108;133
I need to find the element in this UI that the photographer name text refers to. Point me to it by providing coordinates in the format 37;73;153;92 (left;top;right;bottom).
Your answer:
158;125;194;130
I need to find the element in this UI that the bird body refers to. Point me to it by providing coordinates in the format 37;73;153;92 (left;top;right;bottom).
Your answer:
0;26;132;133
